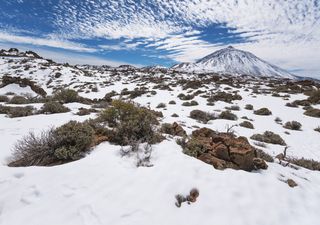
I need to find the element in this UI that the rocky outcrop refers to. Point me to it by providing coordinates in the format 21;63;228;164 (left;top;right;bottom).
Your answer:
183;128;267;171
161;122;187;137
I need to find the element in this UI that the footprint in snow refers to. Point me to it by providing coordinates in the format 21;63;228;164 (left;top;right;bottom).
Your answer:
13;172;24;179
20;186;41;205
78;205;101;225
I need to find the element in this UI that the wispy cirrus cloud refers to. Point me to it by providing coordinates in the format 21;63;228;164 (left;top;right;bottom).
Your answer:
0;31;96;52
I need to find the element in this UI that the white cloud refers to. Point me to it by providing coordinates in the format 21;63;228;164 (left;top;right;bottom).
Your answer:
0;32;96;52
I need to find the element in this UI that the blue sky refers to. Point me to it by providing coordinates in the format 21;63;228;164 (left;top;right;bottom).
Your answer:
0;0;319;77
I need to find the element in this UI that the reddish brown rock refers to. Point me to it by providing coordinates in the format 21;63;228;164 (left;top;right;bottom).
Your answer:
186;128;267;171
171;122;187;137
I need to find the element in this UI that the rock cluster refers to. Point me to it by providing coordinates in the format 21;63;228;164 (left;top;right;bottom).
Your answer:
185;128;267;171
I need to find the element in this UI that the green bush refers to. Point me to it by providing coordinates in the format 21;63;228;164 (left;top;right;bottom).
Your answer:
218;110;238;120
283;121;302;130
53;121;94;160
156;103;166;108
8;121;94;167
9;96;28;104
40;101;70;114
0;95;9;102
207;91;242;103
182;100;198;106
225;105;240;111
239;121;254;129
178;93;194;100
53;89;79;103
304;108;320;118
250;131;286;146
168;100;176;104
0;105;35;117
190;110;216;123
314;126;320;133
254;107;272;116
307;90;320;104
245;104;253;110
98;100;161;145
181;138;206;158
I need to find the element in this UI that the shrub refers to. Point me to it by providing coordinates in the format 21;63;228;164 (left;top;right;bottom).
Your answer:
190;110;216;123
250;131;286;146
304;108;320;118
76;108;97;116
239;121;254;129
53;89;79;103
168;100;176;104
178;93;194;100
180;138;206;158
292;100;311;107
182;100;198;106
98;100;161;145
254;107;272;116
314;126;320;133
40;101;70;114
9;96;28;104
307;90;320;104
0;105;35;117
245;104;253;110
283;121;302;130
225;105;240;111
286;157;320;171
171;113;179;117
8;121;94;167
53;121;94;160
156;103;166;108
285;102;298;108
218;110;238;120
207;91;242;103
0;95;9;102
255;148;274;162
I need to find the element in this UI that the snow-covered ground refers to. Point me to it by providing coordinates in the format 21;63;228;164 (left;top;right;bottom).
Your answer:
0;54;320;225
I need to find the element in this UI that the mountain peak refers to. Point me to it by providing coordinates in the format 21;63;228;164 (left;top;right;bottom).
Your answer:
172;46;295;79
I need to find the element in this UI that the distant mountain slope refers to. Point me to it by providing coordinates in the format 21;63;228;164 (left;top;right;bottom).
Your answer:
172;46;295;79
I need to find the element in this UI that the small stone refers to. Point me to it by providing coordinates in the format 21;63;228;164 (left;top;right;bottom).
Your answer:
253;158;268;170
287;179;298;188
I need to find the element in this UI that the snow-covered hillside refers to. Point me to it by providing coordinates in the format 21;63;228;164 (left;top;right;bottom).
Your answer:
172;46;295;79
0;49;320;225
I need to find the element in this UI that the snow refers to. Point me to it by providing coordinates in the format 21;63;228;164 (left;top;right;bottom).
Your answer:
0;141;320;225
172;46;295;79
1;52;320;225
0;84;37;96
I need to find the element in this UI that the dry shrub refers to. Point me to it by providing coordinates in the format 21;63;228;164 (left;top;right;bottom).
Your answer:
190;110;216;124
254;107;272;115
239;121;254;129
40;101;70;114
304;108;320;118
8;121;94;167
251;131;286;146
9;96;29;104
218;110;238;120
283;121;302;130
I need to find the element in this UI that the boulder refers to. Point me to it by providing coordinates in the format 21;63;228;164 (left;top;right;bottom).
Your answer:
185;128;267;171
172;122;187;137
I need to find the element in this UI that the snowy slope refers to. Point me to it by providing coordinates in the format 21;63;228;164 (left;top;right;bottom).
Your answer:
172;46;295;79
